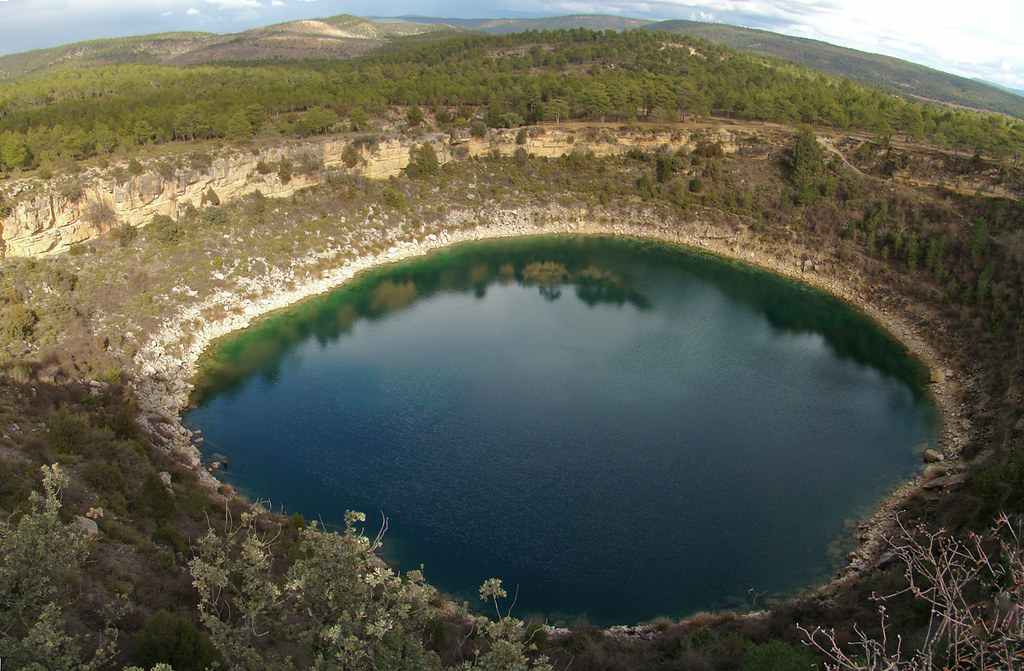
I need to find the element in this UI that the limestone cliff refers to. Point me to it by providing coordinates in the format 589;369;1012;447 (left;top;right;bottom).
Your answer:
0;126;742;259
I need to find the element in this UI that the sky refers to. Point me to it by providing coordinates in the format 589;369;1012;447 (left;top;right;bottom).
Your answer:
0;0;1022;93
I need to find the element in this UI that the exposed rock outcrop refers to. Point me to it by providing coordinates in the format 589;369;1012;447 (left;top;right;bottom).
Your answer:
0;125;744;259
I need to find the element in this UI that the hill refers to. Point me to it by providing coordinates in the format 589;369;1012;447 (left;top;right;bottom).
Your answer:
652;20;1024;119
0;15;460;78
405;15;1024;120
0;32;217;79
399;14;652;33
0;12;1020;121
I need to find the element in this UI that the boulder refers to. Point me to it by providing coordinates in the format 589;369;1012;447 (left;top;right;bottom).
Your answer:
923;449;944;463
75;515;100;541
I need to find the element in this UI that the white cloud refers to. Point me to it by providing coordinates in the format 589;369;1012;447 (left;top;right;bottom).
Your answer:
272;0;284;5
204;0;262;8
187;7;201;14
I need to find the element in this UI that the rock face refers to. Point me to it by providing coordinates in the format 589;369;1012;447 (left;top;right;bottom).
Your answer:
0;125;743;259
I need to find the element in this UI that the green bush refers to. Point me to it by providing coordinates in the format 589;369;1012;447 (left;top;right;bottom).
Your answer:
384;188;406;209
0;303;37;340
740;640;816;671
201;206;228;227
135;610;222;671
406;104;424;126
113;395;138;440
278;157;292;184
46;404;90;454
146;214;184;244
81;459;127;496
112;222;137;246
342;145;361;169
413;144;438;177
151;526;189;555
140;471;176;522
297;151;323;176
188;151;213;171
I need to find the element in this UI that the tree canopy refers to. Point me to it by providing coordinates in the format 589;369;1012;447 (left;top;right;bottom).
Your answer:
0;28;1021;173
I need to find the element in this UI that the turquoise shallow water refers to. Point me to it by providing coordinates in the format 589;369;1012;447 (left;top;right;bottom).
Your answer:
185;236;938;625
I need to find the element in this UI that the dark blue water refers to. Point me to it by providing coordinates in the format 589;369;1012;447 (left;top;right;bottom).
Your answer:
185;236;938;625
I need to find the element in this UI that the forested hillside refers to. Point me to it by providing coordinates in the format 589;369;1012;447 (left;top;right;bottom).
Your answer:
2;29;1022;178
652;19;1024;120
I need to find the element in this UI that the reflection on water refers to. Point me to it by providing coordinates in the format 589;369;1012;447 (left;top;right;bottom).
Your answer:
191;238;654;402
186;235;938;625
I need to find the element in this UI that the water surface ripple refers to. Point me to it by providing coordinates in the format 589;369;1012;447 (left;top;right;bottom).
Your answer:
185;236;937;625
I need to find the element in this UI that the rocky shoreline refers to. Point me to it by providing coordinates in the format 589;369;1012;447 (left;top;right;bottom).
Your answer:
129;205;969;611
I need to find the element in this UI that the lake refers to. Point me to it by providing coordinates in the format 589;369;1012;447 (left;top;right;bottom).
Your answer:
184;235;938;625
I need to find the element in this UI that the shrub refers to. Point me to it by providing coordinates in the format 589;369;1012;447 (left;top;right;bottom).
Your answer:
82;459;125;491
139;471;176;522
146;214;184;244
156;161;175;181
85;201;116;227
127;158;144;176
802;516;1024;670
151;526;188;555
113;222;137;246
201;206;228;227
342;145;361;169
188;151;213;171
406;104;424;126
297;151;323;176
409;144;438;178
740;640;816;671
384;188;406;209
113;394;138;440
46;404;90;454
0;465;94;668
278;157;293;184
57;179;84;203
0;303;37;340
695;139;725;159
135;610;222;671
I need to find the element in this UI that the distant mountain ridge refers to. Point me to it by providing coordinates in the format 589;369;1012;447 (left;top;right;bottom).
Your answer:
0;15;460;77
0;13;1020;119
